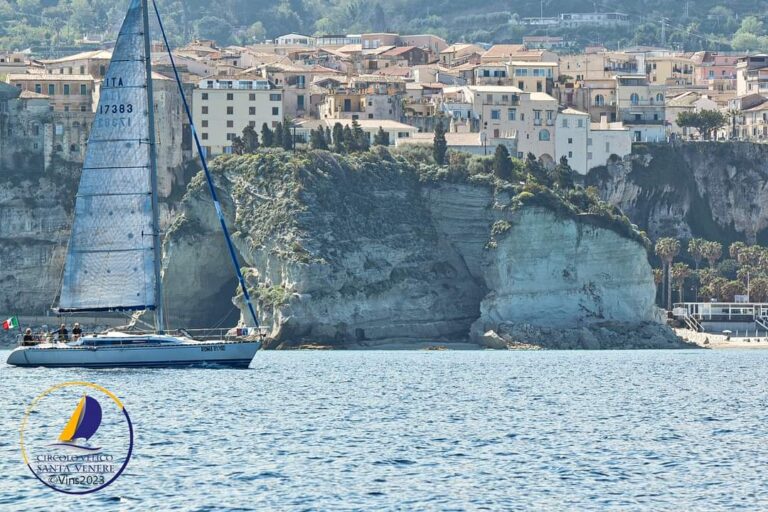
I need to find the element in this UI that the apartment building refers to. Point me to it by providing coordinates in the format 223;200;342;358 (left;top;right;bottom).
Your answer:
555;108;631;174
7;74;95;112
460;85;558;159
646;56;696;86
191;76;284;156
615;75;666;142
736;55;768;96
559;52;638;81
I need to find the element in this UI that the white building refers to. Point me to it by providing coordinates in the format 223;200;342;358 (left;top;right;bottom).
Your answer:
191;76;283;156
555;108;631;174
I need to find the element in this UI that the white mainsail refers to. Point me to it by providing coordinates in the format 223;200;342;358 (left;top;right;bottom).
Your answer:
59;0;157;312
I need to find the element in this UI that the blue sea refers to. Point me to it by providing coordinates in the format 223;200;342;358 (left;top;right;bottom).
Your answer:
1;349;767;511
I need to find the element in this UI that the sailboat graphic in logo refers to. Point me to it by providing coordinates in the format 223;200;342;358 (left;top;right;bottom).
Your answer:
50;395;103;452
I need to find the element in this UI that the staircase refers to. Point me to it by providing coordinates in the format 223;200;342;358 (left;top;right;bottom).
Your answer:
682;314;703;333
756;316;768;332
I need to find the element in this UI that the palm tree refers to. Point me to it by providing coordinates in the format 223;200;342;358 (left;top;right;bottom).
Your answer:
653;268;664;304
701;241;722;268
655;237;681;311
671;262;692;304
687;238;706;270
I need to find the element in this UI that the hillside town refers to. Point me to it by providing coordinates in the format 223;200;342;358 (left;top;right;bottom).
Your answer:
1;21;767;187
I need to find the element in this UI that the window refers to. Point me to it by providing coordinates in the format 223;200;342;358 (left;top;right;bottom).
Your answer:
34;84;41;94
587;138;593;146
226;106;233;115
656;93;664;103
630;93;639;105
202;120;208;127
202;93;208;100
226;133;236;141
99;65;106;76
577;119;583;128
202;106;209;114
538;129;550;141
80;105;87;112
227;93;234;101
546;110;554;120
63;84;70;95
80;84;87;95
64;105;70;112
502;95;508;102
508;109;516;121
249;93;256;101
249;107;256;115
534;110;542;120
486;94;493;103
568;138;573;144
227;120;234;128
605;142;611;152
594;94;605;106
562;118;568;128
269;93;282;101
202;133;208;140
272;107;279;115
491;109;500;120
80;65;85;74
568;151;573;158
48;84;55;95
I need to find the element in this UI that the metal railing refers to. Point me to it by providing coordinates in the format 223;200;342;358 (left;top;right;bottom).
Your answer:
15;327;268;347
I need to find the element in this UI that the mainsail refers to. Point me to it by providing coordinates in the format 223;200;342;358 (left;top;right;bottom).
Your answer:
59;0;158;312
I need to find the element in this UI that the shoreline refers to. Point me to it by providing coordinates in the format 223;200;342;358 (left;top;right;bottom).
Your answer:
674;328;768;349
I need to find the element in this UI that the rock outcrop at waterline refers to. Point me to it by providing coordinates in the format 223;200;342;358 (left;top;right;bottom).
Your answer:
164;148;685;349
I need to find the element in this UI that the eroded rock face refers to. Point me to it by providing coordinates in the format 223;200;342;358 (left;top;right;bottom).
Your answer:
164;151;668;348
590;142;768;244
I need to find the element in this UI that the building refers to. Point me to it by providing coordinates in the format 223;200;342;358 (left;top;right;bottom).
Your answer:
522;36;569;50
559;52;638;81
615;75;666;142
398;130;517;156
480;44;557;64
275;34;315;46
191;76;283;156
296;118;418;146
6;73;95;112
457;85;558;160
37;50;112;79
439;44;484;68
558;12;630;27
555;108;631;174
257;62;310;118
665;91;719;137
736;55;768;96
646;55;696;86
691;51;738;86
507;61;558;93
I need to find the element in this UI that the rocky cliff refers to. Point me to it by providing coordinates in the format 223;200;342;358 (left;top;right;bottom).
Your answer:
588;142;768;245
164;148;680;349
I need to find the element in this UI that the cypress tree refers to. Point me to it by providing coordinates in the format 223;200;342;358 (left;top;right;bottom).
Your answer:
333;122;345;153
351;118;368;151
260;122;273;148
282;120;293;150
242;124;259;152
373;126;389;146
492;144;512;180
433;120;447;165
324;127;332;147
342;125;355;152
274;121;284;148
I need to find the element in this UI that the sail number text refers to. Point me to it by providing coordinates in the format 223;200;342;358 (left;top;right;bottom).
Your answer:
99;103;134;115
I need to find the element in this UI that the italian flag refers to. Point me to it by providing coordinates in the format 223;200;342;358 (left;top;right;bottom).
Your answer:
2;316;18;330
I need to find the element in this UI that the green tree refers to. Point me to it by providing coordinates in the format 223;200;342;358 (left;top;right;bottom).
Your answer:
342;125;355;152
676;110;728;140
274;121;284;148
687;238;706;270
242;124;259;152
282;119;293;150
702;241;722;268
671;262;692;303
655;237;681;311
310;128;328;149
373;126;389;146
261;123;273;148
351;118;368;151
492;144;512;180
549;155;575;190
231;135;246;155
332;122;345;153
433;120;447;165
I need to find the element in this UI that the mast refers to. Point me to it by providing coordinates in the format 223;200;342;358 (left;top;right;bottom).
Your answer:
142;0;165;333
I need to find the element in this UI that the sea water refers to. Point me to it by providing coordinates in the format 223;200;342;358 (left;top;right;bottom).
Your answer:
1;349;767;511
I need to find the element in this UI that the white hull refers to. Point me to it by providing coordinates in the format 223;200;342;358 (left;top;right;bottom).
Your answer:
6;334;261;369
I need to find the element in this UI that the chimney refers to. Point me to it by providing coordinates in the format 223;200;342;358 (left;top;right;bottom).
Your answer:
600;114;608;129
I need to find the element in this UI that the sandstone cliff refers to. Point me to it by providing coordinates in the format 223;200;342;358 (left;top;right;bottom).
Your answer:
589;142;768;245
164;148;680;349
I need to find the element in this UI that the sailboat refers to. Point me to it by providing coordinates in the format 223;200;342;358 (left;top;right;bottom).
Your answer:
50;395;103;452
7;0;262;368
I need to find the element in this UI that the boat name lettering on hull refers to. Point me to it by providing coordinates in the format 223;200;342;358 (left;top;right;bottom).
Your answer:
201;345;225;352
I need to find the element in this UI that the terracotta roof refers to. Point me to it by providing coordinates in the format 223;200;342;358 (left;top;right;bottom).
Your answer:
380;46;419;57
19;90;49;99
482;44;525;60
7;73;94;81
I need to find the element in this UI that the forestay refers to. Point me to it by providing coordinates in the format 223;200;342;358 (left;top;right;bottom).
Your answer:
59;0;156;312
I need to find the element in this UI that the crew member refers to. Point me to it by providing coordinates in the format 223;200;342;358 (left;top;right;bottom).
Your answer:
72;322;83;340
58;323;69;342
22;328;35;346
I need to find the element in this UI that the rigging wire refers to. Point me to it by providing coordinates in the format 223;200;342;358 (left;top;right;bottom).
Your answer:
150;0;260;329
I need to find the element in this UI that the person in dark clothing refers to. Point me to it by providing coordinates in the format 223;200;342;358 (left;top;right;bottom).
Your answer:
72;322;83;340
22;328;34;346
58;323;69;342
